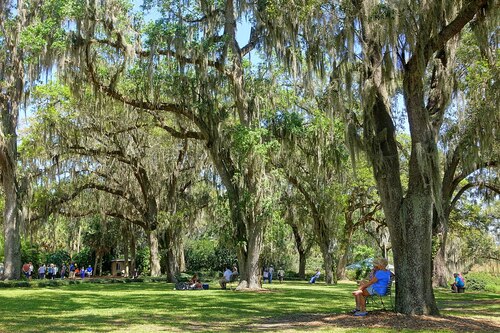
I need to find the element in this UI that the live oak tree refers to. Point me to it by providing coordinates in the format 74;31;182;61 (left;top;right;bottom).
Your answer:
339;0;495;314
265;0;497;314
67;0;285;289
24;83;205;277
271;109;349;284
0;0;71;279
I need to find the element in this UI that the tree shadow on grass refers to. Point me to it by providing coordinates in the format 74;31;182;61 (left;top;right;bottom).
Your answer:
235;311;500;333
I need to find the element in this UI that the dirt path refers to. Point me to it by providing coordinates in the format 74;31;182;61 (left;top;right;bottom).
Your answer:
242;310;500;332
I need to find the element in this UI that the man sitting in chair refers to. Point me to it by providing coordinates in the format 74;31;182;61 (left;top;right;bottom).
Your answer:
351;258;392;317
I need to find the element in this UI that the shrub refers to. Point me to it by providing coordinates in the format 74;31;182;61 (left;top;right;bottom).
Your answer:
0;281;14;288
21;241;42;267
136;247;150;276
280;271;303;281
45;250;71;267
185;239;237;272
464;272;500;293
352;245;376;263
72;248;94;268
47;280;64;287
185;239;217;272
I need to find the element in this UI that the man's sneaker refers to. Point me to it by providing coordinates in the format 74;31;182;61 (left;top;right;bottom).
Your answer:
354;311;368;316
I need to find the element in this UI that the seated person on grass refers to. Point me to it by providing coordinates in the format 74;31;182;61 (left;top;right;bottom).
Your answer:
86;265;93;277
189;273;203;289
351;258;392;317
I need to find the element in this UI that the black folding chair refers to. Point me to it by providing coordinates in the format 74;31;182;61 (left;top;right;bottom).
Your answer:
366;277;395;310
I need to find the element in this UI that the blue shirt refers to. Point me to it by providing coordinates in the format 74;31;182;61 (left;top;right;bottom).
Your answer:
455;276;465;287
372;269;392;295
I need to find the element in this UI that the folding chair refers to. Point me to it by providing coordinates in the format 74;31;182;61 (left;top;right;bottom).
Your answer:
366;277;394;310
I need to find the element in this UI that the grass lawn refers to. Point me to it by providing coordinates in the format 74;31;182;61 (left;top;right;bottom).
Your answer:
0;280;498;332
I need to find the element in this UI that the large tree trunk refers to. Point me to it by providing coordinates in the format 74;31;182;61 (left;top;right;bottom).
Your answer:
290;222;307;279
361;16;439;313
391;194;439;315
367;93;440;314
337;224;355;280
314;218;336;285
2;169;21;280
236;221;264;290
0;0;24;281
165;246;178;282
178;240;185;272
163;223;184;282
94;252;100;276
129;230;136;274
298;251;307;280
320;245;336;284
336;247;349;280
98;255;103;276
164;234;180;282
292;224;308;280
209;139;265;290
433;239;449;287
148;230;161;277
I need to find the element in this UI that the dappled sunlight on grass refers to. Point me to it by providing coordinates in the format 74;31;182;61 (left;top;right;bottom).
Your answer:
0;280;498;332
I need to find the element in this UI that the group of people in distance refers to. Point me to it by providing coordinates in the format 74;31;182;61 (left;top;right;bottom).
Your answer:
21;262;93;280
262;266;274;283
219;264;288;288
263;265;286;283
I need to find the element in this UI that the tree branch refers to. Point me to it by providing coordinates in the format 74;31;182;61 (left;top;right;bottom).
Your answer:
423;0;488;63
84;182;144;213
90;37;224;72
69;145;136;168
241;24;264;57
450;179;500;210
104;211;146;229
141;109;206;140
84;42;201;124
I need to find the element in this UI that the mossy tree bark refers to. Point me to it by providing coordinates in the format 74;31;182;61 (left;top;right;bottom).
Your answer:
0;0;25;280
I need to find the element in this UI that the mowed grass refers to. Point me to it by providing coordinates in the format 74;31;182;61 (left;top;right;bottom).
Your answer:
0;280;498;333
